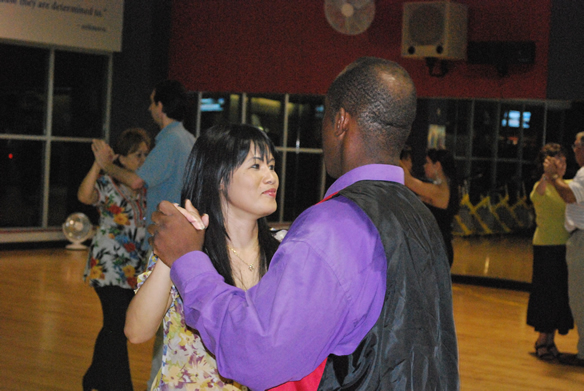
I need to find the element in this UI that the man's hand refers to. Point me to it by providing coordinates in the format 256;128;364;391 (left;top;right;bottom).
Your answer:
92;139;117;170
148;200;207;268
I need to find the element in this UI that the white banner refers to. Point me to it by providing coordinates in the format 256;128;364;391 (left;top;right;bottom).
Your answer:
0;0;123;52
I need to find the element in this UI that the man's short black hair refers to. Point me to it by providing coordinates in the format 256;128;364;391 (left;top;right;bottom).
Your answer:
153;79;188;122
326;57;417;159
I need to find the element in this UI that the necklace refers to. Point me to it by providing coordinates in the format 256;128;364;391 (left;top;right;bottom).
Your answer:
228;246;257;272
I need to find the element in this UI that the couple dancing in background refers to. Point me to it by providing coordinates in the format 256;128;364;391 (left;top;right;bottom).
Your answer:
79;79;195;390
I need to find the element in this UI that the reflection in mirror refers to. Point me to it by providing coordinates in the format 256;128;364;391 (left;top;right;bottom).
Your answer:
199;93;241;132
52;51;108;138
287;95;324;149
48;141;99;227
0;140;44;227
0;43;48;136
283;153;325;221
245;95;284;146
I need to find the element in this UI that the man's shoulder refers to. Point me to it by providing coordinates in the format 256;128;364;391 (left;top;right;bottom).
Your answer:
159;125;195;145
574;167;584;181
150;127;195;160
290;195;373;237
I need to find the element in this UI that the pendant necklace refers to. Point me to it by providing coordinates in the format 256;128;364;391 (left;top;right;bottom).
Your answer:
228;246;257;272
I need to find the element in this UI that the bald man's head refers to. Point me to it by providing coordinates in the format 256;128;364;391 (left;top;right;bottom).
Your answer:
326;57;417;160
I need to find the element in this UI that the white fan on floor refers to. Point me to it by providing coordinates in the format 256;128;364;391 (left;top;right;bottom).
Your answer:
62;212;94;250
325;0;375;36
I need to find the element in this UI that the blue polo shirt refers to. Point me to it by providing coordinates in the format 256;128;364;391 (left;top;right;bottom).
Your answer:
137;121;195;248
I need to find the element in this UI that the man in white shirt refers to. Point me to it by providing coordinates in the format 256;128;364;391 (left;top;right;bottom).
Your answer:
544;131;584;366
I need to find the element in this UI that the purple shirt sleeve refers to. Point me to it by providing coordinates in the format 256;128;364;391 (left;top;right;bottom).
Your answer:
170;196;387;390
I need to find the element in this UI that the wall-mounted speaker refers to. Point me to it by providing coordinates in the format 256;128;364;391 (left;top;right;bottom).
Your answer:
402;1;468;60
467;41;536;76
467;41;536;65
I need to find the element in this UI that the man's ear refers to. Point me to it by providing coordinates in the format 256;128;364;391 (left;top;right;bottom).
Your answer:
334;107;351;138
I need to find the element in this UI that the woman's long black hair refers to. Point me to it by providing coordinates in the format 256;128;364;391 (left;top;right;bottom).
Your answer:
181;123;280;286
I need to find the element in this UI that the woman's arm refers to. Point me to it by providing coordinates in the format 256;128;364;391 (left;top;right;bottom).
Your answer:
125;260;173;344
402;167;450;209
77;161;101;205
534;175;547;196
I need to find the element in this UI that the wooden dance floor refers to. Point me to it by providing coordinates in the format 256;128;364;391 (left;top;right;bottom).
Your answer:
1;235;584;390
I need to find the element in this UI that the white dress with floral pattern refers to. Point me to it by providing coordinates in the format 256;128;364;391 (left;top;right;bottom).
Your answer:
84;175;147;290
138;254;248;391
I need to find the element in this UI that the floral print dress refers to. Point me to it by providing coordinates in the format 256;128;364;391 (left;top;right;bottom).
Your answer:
84;175;147;289
138;254;248;391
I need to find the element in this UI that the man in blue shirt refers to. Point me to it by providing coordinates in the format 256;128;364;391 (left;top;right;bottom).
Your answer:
93;79;195;388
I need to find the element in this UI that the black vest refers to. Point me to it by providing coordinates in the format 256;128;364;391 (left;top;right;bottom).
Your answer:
317;180;459;390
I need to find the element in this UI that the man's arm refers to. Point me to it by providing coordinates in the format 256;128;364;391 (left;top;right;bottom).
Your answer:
102;163;145;190
549;176;577;203
159;201;386;390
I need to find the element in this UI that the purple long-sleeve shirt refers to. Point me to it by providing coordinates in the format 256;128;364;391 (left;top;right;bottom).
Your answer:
170;164;404;390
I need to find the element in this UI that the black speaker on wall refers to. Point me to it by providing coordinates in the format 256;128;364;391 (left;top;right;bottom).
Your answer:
467;41;536;76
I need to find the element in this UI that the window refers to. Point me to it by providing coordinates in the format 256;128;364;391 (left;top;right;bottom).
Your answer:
0;42;111;231
2;54;580;237
0;44;47;136
0;139;44;227
52;51;108;138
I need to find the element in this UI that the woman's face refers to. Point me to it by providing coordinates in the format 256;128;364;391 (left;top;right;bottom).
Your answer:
119;141;149;172
223;145;279;220
555;154;567;177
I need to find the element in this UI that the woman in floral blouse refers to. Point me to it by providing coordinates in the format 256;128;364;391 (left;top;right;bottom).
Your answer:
125;124;282;390
79;128;151;391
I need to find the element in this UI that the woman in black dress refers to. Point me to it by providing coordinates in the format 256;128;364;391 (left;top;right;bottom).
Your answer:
401;148;459;267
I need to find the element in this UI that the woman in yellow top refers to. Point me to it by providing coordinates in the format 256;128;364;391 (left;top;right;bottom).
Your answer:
527;143;574;361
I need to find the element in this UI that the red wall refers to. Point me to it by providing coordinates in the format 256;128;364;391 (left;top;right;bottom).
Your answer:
168;0;551;99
